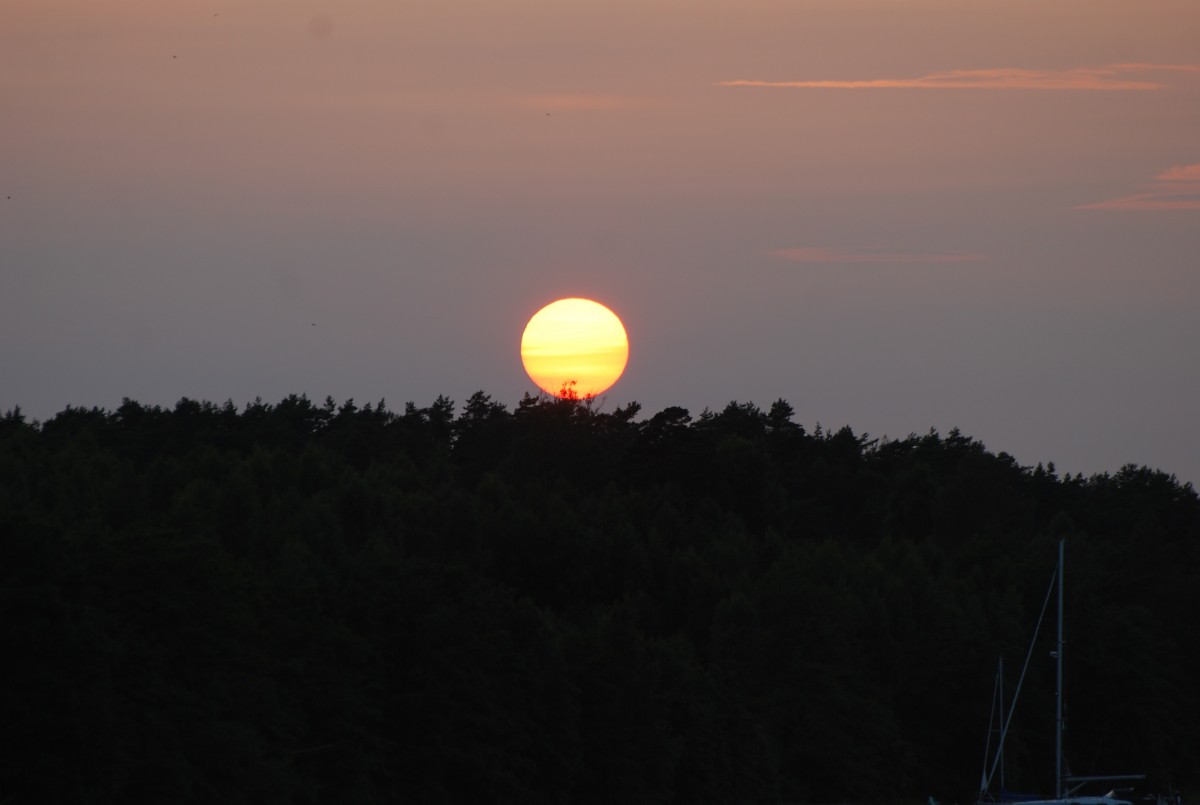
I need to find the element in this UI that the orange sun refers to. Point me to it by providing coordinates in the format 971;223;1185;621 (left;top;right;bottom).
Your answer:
520;298;629;398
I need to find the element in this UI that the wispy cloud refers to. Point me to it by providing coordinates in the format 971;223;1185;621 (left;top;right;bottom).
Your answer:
1156;163;1200;182
718;63;1200;91
770;247;985;264
1077;163;1200;211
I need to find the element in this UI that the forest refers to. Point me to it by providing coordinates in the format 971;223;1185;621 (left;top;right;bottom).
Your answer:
1;392;1197;804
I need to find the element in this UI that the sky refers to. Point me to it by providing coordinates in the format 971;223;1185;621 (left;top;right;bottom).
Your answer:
3;0;1199;485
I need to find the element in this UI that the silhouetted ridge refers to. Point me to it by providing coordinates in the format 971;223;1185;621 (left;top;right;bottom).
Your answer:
1;394;1196;804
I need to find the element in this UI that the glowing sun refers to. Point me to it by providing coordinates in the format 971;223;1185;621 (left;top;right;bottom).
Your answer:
520;298;629;398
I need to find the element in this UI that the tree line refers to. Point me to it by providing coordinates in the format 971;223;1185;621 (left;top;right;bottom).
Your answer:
1;393;1197;803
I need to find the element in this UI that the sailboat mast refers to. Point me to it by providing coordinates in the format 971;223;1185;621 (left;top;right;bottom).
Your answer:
1055;539;1065;800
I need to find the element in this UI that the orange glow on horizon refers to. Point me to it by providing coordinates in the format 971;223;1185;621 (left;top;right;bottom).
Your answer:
520;298;629;398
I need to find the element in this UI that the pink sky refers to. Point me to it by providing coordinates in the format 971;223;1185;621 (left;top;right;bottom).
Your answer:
3;0;1199;483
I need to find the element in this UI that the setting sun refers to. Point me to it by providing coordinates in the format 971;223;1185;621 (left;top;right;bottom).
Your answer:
520;298;629;398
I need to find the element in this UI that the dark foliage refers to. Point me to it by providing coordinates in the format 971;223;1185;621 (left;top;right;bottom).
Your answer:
1;395;1197;803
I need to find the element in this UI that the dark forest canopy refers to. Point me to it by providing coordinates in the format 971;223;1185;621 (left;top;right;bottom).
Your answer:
2;393;1198;804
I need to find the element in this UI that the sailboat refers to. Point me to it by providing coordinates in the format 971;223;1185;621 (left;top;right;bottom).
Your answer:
976;540;1145;805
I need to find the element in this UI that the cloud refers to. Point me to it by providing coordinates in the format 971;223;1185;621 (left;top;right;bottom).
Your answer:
1077;194;1200;211
770;247;984;264
1157;163;1200;182
1077;163;1200;211
717;63;1200;91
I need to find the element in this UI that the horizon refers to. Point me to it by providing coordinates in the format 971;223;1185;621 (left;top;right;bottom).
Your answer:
3;0;1198;487
6;389;1193;488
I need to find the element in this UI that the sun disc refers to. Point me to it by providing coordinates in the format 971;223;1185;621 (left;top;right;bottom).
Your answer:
520;298;629;398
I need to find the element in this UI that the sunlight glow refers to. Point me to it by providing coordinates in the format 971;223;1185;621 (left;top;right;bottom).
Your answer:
520;298;629;398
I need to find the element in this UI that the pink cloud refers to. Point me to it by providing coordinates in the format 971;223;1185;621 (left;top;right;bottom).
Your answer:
1078;163;1200;211
717;63;1200;91
1157;163;1200;182
770;247;985;264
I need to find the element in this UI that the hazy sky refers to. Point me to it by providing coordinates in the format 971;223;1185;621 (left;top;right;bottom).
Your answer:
3;0;1199;485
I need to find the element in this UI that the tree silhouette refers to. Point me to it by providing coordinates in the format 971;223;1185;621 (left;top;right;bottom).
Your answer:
0;395;1196;803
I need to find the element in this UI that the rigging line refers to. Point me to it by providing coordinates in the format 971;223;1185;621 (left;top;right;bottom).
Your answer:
984;662;1003;791
980;661;1001;792
985;566;1058;792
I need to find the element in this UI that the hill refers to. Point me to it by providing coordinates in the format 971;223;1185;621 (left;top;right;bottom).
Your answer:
2;393;1197;803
